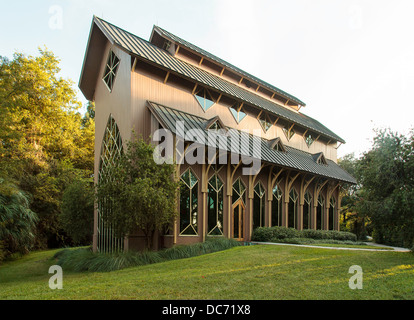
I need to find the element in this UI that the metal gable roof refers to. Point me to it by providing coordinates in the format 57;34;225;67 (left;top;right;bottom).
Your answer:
152;25;306;107
147;101;356;184
92;16;345;144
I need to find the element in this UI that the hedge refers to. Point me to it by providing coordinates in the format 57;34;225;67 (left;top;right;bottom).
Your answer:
252;227;357;243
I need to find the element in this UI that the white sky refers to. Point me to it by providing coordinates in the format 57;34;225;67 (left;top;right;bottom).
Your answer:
1;0;413;158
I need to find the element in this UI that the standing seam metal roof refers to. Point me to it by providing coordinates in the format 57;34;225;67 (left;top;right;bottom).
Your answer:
147;101;356;184
152;25;306;107
93;16;345;144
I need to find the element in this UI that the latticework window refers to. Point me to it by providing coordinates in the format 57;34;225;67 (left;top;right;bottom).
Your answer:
253;182;266;229
97;115;124;253
207;174;224;236
180;169;199;235
102;50;120;92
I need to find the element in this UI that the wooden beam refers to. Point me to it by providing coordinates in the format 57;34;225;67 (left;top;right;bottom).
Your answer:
164;71;170;84
131;57;137;72
239;77;244;85
199;57;204;66
271;93;276;99
302;129;309;138
192;83;198;95
216;93;223;104
285;99;290;106
256;85;261;92
220;68;225;76
273;117;280;126
175;45;180;56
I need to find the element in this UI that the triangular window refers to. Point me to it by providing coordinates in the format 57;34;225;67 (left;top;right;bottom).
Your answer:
102;50;120;92
230;103;247;124
269;138;286;153
195;88;215;112
283;124;296;141
258;112;273;133
313;153;328;165
205;117;227;132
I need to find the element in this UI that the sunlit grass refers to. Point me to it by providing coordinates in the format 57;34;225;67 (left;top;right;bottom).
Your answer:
0;245;413;300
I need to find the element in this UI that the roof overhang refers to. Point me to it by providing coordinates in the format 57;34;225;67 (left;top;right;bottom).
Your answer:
79;16;112;101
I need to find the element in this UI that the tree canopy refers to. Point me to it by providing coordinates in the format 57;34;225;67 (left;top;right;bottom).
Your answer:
0;48;95;253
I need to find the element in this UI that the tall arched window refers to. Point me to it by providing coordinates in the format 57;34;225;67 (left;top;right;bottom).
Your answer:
180;169;199;235
272;183;283;227
329;197;336;230
97;115;124;253
317;195;325;230
253;182;266;229
303;191;312;230
207;174;224;236
288;188;299;228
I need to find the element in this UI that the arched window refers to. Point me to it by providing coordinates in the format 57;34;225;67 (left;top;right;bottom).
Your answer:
180;169;199;235
97;115;124;253
329;197;336;230
288;188;299;228
272;183;283;227
253;182;266;229
303;191;312;230
232;178;246;205
317;195;325;230
207;174;224;236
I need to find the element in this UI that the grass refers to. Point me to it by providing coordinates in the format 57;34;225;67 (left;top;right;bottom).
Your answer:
0;245;413;300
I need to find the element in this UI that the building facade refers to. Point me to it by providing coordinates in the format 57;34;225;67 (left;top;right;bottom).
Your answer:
79;16;356;253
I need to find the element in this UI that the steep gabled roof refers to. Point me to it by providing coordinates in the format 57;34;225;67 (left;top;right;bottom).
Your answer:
151;25;306;107
79;16;346;144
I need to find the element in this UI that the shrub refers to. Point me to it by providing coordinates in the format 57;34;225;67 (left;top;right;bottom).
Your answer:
252;226;357;243
54;238;241;272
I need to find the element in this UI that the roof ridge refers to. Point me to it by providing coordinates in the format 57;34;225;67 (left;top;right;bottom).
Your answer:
152;25;306;106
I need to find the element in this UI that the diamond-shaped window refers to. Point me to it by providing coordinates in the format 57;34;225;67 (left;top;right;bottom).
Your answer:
305;134;315;147
103;50;120;92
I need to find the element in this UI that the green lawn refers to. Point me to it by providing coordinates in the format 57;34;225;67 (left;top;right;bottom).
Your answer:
0;245;413;300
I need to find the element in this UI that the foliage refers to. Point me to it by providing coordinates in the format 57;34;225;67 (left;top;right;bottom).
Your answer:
0;179;38;259
0;48;94;250
59;179;94;245
251;226;357;243
355;129;414;248
96;135;179;250
54;238;241;272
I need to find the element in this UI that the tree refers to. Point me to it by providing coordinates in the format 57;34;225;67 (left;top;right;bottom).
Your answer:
96;135;179;250
356;129;414;248
0;48;95;249
59;179;94;245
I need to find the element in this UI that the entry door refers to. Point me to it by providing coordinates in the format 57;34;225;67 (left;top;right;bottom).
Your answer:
232;200;245;241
